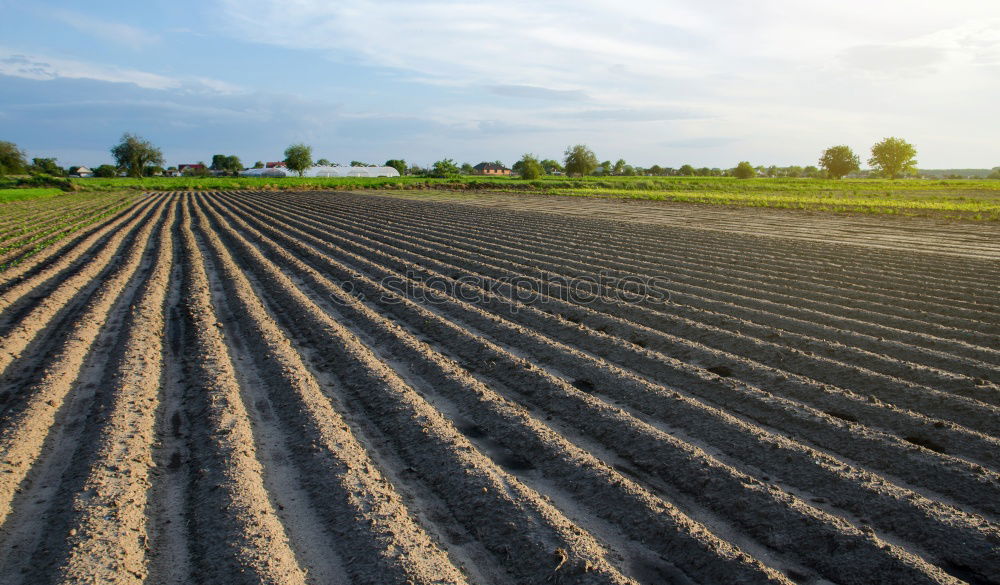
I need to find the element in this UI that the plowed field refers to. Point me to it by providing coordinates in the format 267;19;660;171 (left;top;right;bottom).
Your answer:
0;191;997;585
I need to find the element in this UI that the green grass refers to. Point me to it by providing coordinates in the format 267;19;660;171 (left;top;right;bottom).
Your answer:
0;188;66;203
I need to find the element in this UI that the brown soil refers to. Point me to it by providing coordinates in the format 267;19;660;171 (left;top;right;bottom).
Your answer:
0;190;996;585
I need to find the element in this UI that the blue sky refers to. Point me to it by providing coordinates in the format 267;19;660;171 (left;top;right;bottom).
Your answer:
1;0;998;169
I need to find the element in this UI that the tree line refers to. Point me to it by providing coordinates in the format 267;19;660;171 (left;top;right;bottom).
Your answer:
3;133;998;181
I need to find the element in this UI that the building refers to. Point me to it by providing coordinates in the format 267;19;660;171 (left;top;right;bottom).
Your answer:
71;166;94;178
473;162;511;176
265;161;287;168
239;165;401;178
178;163;206;174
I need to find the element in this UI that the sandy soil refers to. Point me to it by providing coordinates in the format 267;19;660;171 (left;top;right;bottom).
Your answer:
0;191;996;585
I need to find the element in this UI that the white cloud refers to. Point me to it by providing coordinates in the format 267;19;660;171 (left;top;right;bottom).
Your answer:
0;51;179;90
0;49;245;94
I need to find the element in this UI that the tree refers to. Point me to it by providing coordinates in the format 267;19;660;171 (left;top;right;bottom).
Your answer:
253;161;264;169
385;159;407;175
460;162;475;175
733;161;756;179
605;158;626;175
517;153;544;180
868;137;917;179
803;165;822;178
316;158;331;166
677;164;696;176
0;141;28;175
989;167;1000;180
93;164;119;178
30;157;65;176
144;165;165;177
818;145;860;179
429;159;460;178
540;159;563;174
210;154;243;175
350;160;374;167
563;144;598;177
284;143;313;176
110;133;164;178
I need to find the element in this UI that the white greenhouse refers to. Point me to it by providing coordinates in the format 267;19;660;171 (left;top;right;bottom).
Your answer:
240;165;400;178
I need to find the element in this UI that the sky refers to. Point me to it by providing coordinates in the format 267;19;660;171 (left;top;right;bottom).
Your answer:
1;0;998;169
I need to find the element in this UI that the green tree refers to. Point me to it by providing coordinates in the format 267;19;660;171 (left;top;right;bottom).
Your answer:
385;159;407;175
144;165;165;177
989;167;1000;179
93;164;119;178
253;161;264;169
733;161;756;179
540;159;563;174
564;144;598;177
110;133;164;179
868;137;917;179
677;164;696;176
0;141;28;175
429;158;460;178
30;157;65;176
460;162;475;175
350;160;373;167
210;154;243;175
517;153;544;180
284;143;313;176
316;158;331;166
611;158;626;175
818;145;860;179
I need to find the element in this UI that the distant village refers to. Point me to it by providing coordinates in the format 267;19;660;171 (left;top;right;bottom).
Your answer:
66;161;515;179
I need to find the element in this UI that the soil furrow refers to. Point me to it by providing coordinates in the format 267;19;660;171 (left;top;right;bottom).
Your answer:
236;193;999;409
223;193;1000;464
189;195;471;585
375;195;999;324
189;195;641;585
201;194;967;585
0;194;152;295
203;192;797;585
210;191;1000;582
302;194;997;334
291;194;999;369
0;198;169;529
49;200;178;584
348;193;1000;293
174;198;309;584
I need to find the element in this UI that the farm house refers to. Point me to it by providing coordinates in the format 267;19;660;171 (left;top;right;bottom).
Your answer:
240;165;401;178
